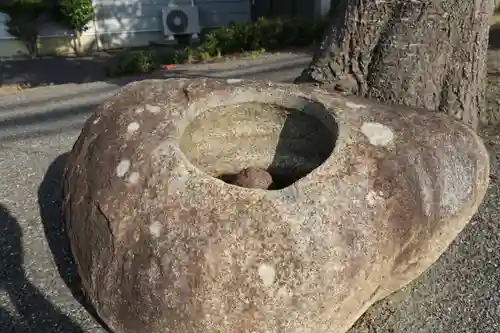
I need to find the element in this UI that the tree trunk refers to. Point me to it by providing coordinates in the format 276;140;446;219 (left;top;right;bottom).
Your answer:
295;0;493;130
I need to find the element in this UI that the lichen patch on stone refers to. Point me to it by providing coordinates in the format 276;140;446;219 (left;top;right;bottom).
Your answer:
116;159;131;178
127;122;140;134
345;101;366;109
149;221;162;238
258;263;276;287
366;190;383;207
145;104;161;114
127;171;140;184
361;122;395;146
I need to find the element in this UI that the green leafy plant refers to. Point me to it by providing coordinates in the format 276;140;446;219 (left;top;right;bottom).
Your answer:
154;48;176;65
0;0;50;57
199;51;211;61
55;0;95;54
105;50;158;77
198;30;220;55
184;47;195;63
105;16;328;77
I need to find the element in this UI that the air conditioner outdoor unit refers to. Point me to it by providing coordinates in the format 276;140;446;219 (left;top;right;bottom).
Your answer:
162;6;201;41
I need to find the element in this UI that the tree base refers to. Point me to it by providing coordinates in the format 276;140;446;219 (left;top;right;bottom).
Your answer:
297;0;493;130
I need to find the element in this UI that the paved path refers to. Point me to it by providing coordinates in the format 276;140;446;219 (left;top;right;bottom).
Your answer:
0;52;499;333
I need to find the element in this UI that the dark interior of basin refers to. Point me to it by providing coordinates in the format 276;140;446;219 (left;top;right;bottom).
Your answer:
179;101;338;190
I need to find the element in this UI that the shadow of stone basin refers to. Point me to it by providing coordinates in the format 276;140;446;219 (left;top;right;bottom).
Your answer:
61;78;489;333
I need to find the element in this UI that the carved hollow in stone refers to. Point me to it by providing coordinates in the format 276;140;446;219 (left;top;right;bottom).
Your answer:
62;78;489;333
180;101;337;190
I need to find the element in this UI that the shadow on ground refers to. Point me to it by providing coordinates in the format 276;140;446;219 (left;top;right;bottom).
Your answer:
487;22;500;50
0;203;84;333
0;50;310;92
37;153;111;332
0;56;110;87
0;55;308;144
490;26;500;51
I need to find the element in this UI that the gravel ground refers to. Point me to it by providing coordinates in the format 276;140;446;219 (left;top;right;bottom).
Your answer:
0;131;105;333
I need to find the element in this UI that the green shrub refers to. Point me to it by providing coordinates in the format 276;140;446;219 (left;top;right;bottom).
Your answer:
199;51;212;61
54;0;95;54
105;50;158;77
198;30;220;55
105;16;328;77
154;48;176;64
0;0;51;57
252;17;284;50
201;16;327;55
55;0;94;31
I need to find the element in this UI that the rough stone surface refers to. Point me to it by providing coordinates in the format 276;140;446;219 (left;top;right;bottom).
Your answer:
227;167;273;189
62;78;490;333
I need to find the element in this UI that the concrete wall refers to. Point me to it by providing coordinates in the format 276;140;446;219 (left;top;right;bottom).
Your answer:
0;0;251;57
0;36;99;58
0;11;100;57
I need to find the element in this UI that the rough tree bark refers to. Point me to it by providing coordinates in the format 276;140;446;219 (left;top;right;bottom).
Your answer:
295;0;493;130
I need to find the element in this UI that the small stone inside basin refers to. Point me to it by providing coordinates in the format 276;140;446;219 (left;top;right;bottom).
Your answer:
180;102;337;190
